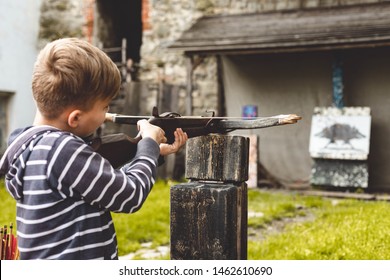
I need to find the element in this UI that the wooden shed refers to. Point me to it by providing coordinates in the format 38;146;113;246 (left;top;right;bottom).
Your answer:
169;2;390;192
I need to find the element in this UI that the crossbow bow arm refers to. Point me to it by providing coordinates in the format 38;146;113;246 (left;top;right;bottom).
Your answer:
214;114;302;130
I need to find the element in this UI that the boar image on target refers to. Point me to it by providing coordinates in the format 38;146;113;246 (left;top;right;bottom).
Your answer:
316;123;365;149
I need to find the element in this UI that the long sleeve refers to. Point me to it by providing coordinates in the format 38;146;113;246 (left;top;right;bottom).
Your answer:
47;135;160;213
6;129;160;259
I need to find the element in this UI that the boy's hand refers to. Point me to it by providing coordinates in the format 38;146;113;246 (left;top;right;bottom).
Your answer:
160;128;188;156
137;120;167;144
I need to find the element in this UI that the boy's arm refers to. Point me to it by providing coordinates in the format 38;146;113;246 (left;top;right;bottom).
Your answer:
48;135;160;213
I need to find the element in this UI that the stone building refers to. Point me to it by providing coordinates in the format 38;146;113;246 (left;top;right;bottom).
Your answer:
167;0;390;191
5;0;388;190
84;0;389;191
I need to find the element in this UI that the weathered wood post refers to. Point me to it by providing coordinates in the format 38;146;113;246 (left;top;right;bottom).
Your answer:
170;135;249;259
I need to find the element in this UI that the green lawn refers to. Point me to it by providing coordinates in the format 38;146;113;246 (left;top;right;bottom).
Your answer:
0;179;17;228
248;197;390;259
1;178;390;259
112;180;172;255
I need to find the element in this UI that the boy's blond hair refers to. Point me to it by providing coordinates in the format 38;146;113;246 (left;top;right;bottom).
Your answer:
32;38;121;119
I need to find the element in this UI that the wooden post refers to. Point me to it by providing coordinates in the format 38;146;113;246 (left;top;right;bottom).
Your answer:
170;135;249;259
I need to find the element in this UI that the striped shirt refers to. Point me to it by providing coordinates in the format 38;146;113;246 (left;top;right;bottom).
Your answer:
0;126;160;259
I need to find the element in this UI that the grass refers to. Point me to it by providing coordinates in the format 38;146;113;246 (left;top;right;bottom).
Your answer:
1;178;390;259
249;198;390;259
0;179;16;229
247;188;326;226
111;180;171;255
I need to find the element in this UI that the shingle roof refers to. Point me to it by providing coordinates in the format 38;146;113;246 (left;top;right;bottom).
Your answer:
168;3;390;55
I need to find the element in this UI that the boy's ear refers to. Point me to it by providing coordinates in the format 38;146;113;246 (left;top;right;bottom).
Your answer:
67;110;82;128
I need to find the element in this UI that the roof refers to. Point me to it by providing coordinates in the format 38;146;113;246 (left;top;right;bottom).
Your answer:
168;3;390;55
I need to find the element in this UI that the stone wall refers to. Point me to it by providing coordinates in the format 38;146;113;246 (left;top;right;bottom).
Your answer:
37;0;385;117
38;0;85;48
140;0;385;116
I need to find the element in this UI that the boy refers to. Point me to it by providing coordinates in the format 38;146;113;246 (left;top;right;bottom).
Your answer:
0;38;187;259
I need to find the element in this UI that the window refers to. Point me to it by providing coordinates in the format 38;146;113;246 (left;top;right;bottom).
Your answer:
0;91;12;154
